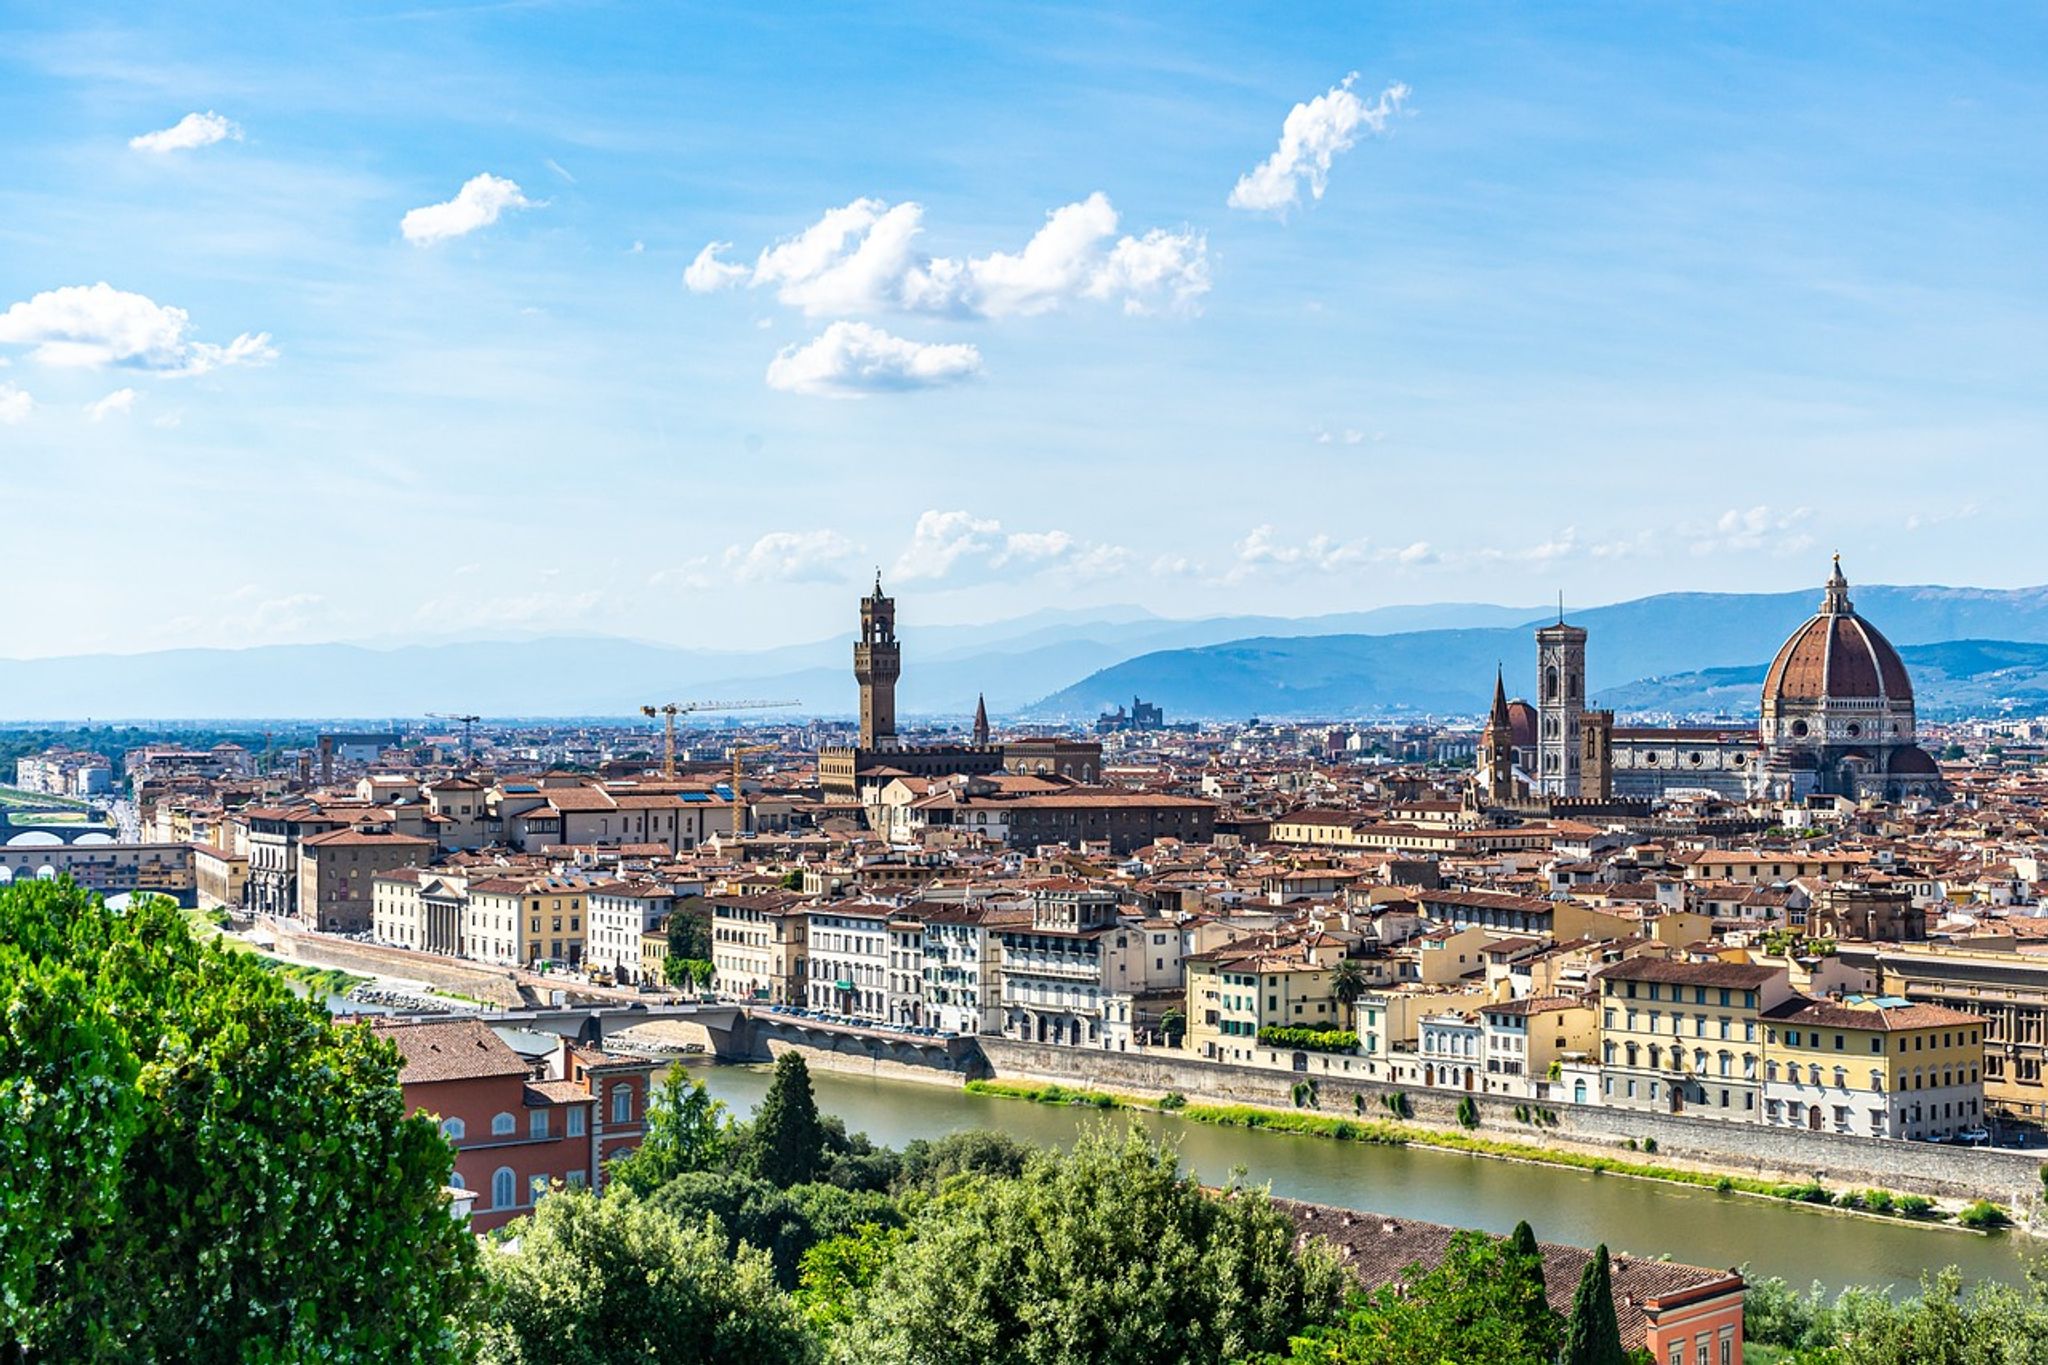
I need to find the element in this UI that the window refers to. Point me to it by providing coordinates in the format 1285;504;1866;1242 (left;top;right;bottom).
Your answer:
492;1166;517;1209
611;1085;633;1124
440;1116;466;1141
530;1109;549;1139
491;1112;516;1137
528;1174;551;1205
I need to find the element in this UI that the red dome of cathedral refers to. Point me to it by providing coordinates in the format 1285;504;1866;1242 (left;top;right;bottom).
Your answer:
1760;557;1912;706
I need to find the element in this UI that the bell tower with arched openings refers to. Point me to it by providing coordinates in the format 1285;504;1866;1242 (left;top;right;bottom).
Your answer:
1535;604;1587;797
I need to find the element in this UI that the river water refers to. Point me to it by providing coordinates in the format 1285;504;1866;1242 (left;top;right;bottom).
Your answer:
690;1062;2034;1295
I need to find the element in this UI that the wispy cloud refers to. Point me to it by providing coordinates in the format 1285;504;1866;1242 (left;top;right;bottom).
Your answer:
130;111;242;153
1230;75;1408;213
1683;505;1814;556
401;173;538;244
765;321;981;398
723;529;858;584
0;284;275;375
85;388;139;422
0;383;33;425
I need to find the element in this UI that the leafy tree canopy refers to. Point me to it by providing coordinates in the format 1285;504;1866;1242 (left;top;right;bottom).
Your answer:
841;1125;1347;1365
0;879;477;1361
475;1189;816;1365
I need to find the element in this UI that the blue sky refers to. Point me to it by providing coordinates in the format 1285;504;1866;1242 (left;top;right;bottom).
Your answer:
1;2;2042;657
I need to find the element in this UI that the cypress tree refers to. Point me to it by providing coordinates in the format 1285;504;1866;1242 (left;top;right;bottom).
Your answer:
1506;1220;1558;1358
1562;1243;1627;1365
749;1050;825;1187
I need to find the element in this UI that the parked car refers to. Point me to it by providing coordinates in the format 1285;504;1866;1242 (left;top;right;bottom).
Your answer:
1958;1126;1990;1145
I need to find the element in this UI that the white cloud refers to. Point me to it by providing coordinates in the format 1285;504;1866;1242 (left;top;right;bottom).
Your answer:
401;173;538;245
0;383;32;425
85;388;139;422
1685;505;1815;557
891;510;1126;585
683;241;748;292
765;321;981;398
722;529;857;584
1225;525;1441;582
229;589;326;635
732;193;1209;319
0;284;275;375
543;157;575;184
1229;75;1409;213
129;111;241;153
1905;502;1979;532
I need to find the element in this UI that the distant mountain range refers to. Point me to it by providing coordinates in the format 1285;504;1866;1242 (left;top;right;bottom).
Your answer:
0;600;1542;722
7;584;2048;723
1023;585;2048;722
1597;640;2048;719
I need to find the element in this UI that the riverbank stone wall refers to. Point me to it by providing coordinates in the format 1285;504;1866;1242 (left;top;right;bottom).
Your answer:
976;1038;2047;1206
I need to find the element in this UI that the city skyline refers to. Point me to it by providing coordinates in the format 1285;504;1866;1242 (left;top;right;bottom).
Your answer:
3;3;2043;657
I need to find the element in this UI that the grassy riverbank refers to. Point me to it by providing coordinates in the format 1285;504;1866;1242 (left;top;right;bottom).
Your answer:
964;1079;2009;1231
177;905;369;997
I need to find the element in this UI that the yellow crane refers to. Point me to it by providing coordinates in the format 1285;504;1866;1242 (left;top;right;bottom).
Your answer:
638;699;798;780
728;742;778;840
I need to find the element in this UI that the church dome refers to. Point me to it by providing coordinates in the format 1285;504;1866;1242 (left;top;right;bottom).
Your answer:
1506;700;1537;750
1760;557;1913;706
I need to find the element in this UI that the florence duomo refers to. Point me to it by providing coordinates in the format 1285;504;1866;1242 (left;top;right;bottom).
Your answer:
1479;557;1946;807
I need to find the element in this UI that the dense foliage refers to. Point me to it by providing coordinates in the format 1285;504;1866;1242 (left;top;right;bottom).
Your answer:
0;878;477;1361
474;1188;816;1365
1256;1027;1361;1053
1277;1224;1560;1365
663;897;714;987
1745;1268;2048;1363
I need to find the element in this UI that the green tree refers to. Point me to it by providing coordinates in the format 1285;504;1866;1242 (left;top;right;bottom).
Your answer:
1331;957;1368;1006
0;880;478;1361
1159;1007;1188;1048
650;1169;901;1287
609;1066;731;1194
796;1223;910;1332
475;1187;817;1365
895;1129;1033;1192
1506;1220;1556;1357
843;1125;1347;1365
665;899;712;955
751;1051;828;1187
1279;1229;1562;1365
1562;1244;1627;1365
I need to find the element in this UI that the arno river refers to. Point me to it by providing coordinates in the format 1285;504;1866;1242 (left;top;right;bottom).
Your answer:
690;1062;2034;1295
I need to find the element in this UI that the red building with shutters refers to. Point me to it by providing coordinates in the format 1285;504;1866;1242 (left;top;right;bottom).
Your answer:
371;1017;655;1233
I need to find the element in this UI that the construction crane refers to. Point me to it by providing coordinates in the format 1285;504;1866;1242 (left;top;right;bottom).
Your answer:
728;742;777;840
427;713;482;762
639;699;798;780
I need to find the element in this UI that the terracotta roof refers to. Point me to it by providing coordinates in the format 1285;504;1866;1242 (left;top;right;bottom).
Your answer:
1595;958;1782;989
370;1018;528;1084
1761;996;1979;1031
1282;1200;1741;1354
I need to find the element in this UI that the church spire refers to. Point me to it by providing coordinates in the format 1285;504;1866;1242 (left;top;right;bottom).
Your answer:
972;692;990;747
1489;664;1512;730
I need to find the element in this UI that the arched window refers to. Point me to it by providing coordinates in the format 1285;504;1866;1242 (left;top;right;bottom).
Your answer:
440;1116;466;1141
491;1112;516;1137
492;1166;517;1210
448;1171;465;1190
1545;667;1559;701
